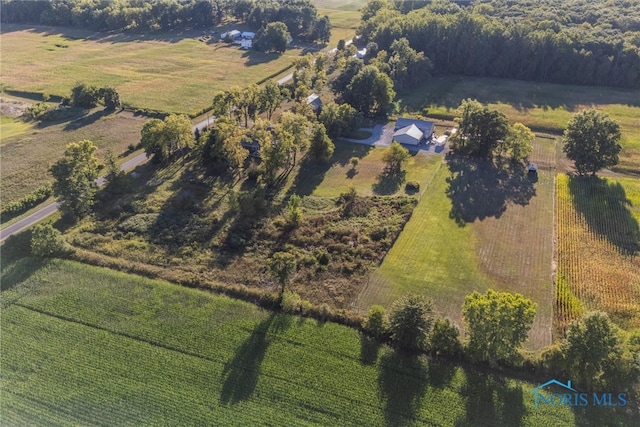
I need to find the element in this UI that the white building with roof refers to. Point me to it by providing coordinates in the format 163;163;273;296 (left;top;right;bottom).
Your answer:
393;124;424;146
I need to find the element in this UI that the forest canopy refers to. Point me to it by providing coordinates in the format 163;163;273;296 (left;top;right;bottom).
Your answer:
358;0;640;88
0;0;327;41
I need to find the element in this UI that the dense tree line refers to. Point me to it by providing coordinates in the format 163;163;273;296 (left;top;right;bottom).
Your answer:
358;0;640;88
1;0;226;31
1;0;330;42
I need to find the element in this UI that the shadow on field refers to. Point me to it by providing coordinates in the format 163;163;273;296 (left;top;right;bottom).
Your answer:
378;350;429;426
445;155;536;226
454;369;527;427
220;313;291;404
63;109;111;131
289;142;371;196
568;176;640;255
360;335;381;365
373;169;407;195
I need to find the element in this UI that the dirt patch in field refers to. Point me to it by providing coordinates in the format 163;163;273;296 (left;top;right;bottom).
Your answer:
0;97;31;118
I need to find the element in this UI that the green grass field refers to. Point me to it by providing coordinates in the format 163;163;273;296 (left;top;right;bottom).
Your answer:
0;107;147;203
313;0;367;11
3;258;623;426
0;24;305;114
357;138;558;349
0;115;34;140
308;142;442;197
400;76;640;174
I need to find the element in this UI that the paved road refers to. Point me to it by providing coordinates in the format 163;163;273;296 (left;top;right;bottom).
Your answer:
0;124;198;243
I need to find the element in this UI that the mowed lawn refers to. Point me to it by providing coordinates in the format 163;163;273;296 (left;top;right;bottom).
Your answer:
1;258;602;426
307;141;442;198
1;108;147;203
357;138;557;349
556;174;640;333
0;24;305;114
401;76;640;174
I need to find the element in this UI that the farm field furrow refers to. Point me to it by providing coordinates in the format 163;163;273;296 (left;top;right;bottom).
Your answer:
0;259;594;426
555;174;640;332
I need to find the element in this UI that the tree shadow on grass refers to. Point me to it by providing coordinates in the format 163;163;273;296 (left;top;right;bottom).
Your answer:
378;350;429;426
360;335;382;365
568;175;640;255
220;313;291;404
289;142;372;196
372;169;406;195
445;155;536;226
454;368;527;427
63;109;110;131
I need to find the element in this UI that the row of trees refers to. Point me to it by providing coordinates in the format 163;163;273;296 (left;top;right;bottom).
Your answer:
64;83;121;110
1;0;331;42
358;1;640;88
362;290;639;389
1;0;227;31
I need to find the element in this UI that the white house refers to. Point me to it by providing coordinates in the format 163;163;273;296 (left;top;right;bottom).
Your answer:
306;93;322;112
240;39;252;50
393;124;424;146
241;31;255;39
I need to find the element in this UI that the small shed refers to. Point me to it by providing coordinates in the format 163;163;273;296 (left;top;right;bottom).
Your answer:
240;39;252;50
355;48;367;59
241;31;255;39
393;124;424;146
306;93;322;112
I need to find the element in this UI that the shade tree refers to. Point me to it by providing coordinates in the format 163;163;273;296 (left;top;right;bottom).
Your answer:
562;109;622;175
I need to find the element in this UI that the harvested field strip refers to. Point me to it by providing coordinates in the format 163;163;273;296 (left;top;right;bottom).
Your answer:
555;174;640;332
0;259;587;425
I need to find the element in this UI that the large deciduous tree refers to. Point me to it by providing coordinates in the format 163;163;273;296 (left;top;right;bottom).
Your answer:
562;109;622;175
344;65;395;117
268;251;297;296
309;123;334;163
501;122;534;163
140;114;194;163
260;80;282;120
255;21;290;54
462;289;536;365
561;311;622;388
50;139;99;220
382;141;410;174
388;37;432;89
388;294;434;352
201;117;245;174
453;99;509;159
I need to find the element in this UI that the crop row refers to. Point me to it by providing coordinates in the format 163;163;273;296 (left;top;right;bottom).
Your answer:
555;174;640;332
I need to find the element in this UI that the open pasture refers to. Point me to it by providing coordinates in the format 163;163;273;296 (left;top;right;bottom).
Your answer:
555;174;640;333
402;76;640;174
1;258;605;426
0;107;147;204
313;0;367;11
357;138;558;349
0;24;305;114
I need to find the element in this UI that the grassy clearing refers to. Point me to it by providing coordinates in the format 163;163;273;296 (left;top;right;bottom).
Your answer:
318;9;361;47
357;139;558;349
555;174;640;333
313;0;367;11
0;115;33;140
1;258;612;426
309;142;442;197
400;76;640;173
0;107;146;203
0;24;305;114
